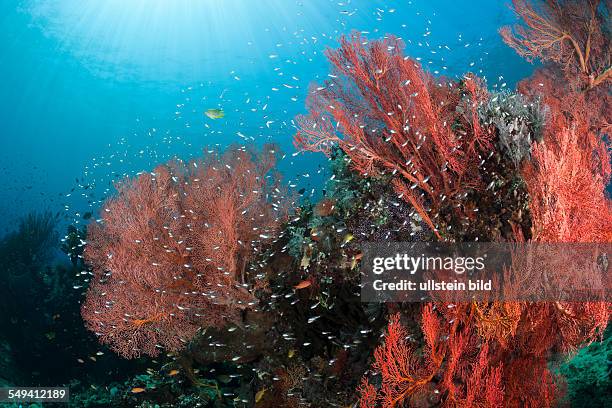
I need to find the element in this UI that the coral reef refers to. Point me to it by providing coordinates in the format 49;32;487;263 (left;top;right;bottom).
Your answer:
292;15;610;406
359;310;504;407
61;2;609;407
295;34;493;238
523;125;611;242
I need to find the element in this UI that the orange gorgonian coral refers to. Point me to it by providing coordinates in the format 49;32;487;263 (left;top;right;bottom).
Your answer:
81;145;285;358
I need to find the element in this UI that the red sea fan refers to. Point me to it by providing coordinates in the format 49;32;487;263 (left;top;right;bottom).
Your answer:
357;378;377;408
81;145;285;358
477;122;611;402
522;125;611;242
294;33;492;238
500;0;611;90
360;289;605;406
358;311;440;407
500;2;611;400
501;1;611;144
359;308;504;408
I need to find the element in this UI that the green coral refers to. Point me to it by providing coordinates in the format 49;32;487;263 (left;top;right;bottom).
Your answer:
325;148;371;213
558;326;611;407
286;225;311;259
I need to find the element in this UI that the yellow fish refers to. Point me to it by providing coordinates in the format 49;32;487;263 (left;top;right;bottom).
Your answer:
167;369;179;376
255;388;267;403
342;233;354;245
204;108;225;119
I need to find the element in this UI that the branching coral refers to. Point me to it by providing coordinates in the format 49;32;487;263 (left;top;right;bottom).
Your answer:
361;293;608;407
360;309;504;407
1;211;58;277
81;145;285;358
508;0;611;243
509;78;611;404
294;33;492;238
500;0;611;90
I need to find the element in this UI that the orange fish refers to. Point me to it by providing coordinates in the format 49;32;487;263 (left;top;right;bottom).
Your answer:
294;280;312;289
131;387;146;394
167;369;179;376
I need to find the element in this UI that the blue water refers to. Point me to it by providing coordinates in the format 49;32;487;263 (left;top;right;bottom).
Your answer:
0;0;533;233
